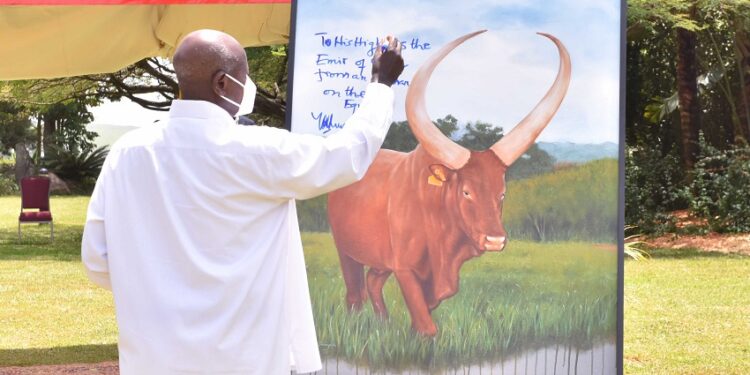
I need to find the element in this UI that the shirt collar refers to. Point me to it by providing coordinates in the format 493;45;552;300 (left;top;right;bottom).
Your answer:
169;99;236;125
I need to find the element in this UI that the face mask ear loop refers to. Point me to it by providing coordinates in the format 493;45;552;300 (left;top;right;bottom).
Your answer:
224;73;245;88
220;73;255;119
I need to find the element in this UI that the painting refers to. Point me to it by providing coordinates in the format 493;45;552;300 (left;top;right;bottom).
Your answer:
287;0;622;373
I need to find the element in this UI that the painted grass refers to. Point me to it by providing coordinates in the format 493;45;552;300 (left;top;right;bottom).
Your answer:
303;233;618;370
624;248;750;375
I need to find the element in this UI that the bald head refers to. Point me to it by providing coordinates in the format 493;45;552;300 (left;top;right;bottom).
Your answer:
173;29;249;116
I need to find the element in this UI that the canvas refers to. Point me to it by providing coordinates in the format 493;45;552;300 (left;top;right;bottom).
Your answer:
287;1;623;373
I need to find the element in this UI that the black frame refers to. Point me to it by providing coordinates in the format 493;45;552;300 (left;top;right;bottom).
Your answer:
285;1;627;374
283;0;299;131
616;0;626;374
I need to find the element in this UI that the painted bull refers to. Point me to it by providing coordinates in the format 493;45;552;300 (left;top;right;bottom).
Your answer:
328;30;571;336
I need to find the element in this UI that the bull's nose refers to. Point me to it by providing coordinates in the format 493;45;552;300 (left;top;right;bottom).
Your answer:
485;236;507;252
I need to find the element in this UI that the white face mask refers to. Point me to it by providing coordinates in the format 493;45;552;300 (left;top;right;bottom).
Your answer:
220;73;257;117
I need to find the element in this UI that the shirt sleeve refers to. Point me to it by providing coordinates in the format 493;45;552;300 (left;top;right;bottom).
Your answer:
81;170;112;290
255;82;395;200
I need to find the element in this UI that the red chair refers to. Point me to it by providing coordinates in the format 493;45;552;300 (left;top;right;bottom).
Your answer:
18;176;53;241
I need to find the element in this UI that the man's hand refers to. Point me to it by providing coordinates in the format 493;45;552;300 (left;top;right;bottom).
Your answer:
371;36;405;87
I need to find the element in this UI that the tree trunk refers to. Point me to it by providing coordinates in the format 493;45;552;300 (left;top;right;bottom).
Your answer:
35;116;42;165
675;17;701;168
736;27;750;139
14;143;34;184
42;113;56;156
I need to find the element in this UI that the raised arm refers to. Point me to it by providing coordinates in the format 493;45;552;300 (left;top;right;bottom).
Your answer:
251;36;405;200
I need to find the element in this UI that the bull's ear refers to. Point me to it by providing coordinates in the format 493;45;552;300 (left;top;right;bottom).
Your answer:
428;164;454;187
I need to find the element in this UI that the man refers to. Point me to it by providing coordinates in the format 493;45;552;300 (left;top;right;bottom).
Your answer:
81;29;404;374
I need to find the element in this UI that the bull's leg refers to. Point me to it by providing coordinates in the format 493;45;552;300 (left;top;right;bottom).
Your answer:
366;268;392;319
393;271;438;336
337;252;368;311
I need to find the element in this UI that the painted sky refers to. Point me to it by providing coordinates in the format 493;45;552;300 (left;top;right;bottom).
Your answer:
290;0;621;143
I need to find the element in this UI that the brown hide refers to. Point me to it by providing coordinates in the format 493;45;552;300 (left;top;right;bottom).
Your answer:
328;147;508;335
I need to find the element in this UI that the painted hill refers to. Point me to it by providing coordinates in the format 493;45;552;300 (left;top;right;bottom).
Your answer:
537;142;618;164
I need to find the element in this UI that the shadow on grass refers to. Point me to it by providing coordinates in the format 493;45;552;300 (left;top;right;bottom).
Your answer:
0;344;118;366
643;247;749;260
0;225;83;262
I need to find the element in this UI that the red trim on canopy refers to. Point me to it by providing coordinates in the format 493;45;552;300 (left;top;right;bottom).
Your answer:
0;0;290;4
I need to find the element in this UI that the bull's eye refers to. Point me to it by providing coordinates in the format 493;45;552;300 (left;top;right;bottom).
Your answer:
463;190;471;198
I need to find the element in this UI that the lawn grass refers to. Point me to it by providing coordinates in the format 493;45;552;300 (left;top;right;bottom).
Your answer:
304;233;618;370
624;248;750;375
0;196;118;366
0;196;748;374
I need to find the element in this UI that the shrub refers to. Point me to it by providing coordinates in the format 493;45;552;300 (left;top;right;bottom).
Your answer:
504;159;619;242
685;136;750;233
42;146;108;194
624;145;685;234
0;173;18;195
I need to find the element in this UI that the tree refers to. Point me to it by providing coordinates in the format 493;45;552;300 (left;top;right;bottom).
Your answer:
457;121;503;150
382;115;553;180
40;99;97;154
625;0;750;230
13;46;291;128
382;115;459;152
507;144;555;180
0;101;33;155
628;0;750;161
675;4;701;168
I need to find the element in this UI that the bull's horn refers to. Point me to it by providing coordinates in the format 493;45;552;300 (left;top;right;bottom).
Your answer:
490;33;571;166
405;31;484;170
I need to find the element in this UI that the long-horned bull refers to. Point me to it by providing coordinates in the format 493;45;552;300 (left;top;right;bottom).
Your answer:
328;30;571;336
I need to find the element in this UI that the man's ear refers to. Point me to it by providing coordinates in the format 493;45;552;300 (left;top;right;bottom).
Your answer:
213;71;228;96
427;164;454;187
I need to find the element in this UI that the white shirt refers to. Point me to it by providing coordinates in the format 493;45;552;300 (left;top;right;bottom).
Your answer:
81;83;394;374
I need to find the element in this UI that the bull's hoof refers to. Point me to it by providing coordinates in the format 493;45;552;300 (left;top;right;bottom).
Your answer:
412;324;438;337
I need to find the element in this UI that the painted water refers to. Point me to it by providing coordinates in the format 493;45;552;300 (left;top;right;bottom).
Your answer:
298;343;616;375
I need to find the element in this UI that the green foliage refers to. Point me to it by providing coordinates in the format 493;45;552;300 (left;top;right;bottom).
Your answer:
305;233;617;370
42;146;108;193
684;135;750;232
0;156;19;196
504;159;619;242
624;226;651;261
246;45;288;95
0;101;33;154
42;100;98;154
625;146;685;234
246;45;288;127
628;0;704;32
0;174;19;196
